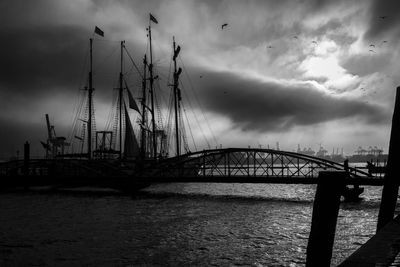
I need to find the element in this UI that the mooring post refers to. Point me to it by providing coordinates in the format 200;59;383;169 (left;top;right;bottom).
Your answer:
377;86;400;231
23;141;30;176
306;171;346;267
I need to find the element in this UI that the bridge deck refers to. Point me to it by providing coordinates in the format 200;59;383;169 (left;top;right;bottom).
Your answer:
142;175;384;186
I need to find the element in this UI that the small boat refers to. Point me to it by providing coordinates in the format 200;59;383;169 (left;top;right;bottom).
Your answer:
342;185;364;202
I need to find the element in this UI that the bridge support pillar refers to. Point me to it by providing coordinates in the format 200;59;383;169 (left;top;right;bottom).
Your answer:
377;87;400;232
306;171;346;267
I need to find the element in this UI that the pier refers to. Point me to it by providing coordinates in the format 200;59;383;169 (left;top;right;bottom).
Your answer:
0;147;382;190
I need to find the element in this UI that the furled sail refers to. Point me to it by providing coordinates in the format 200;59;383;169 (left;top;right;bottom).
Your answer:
125;81;141;113
124;102;140;158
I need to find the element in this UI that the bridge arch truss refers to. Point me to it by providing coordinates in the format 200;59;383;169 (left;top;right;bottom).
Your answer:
144;148;372;182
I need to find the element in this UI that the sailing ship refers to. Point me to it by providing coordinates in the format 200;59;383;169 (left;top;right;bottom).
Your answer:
42;14;187;167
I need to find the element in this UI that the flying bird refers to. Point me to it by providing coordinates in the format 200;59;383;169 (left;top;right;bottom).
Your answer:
200;75;203;78
267;45;273;49
221;23;228;29
369;44;375;47
369;49;375;53
293;36;298;39
382;40;388;43
311;40;318;45
379;16;387;19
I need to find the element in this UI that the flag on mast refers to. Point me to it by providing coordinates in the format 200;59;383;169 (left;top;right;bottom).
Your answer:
149;13;158;24
94;26;104;37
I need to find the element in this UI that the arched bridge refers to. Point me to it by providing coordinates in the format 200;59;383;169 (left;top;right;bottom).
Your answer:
141;148;383;185
0;148;384;188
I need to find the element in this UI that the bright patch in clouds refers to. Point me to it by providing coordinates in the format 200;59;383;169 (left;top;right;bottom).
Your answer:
302;56;344;81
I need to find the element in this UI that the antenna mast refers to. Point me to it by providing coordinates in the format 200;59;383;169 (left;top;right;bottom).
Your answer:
173;37;182;157
88;38;94;159
119;40;125;159
148;18;157;160
141;55;147;159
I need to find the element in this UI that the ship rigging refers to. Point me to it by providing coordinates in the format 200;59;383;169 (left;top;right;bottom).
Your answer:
50;14;215;162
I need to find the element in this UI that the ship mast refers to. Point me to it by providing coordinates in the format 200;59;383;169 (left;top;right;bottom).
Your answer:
119;40;125;159
173;37;182;157
88;38;94;159
148;16;157;160
140;55;147;159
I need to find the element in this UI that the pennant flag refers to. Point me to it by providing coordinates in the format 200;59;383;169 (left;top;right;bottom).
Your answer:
173;45;181;60
94;26;104;37
125;81;141;114
150;13;158;24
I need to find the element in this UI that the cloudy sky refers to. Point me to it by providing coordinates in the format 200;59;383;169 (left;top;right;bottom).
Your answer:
1;0;400;159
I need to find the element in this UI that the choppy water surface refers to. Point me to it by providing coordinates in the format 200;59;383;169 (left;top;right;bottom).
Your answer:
0;184;391;266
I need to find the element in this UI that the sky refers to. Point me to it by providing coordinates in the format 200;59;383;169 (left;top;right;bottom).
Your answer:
1;0;400;159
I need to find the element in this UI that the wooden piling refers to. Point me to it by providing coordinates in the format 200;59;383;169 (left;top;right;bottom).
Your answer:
23;141;30;176
306;171;346;267
377;87;400;232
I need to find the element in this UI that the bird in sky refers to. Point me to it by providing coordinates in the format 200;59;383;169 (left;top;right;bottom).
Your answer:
221;23;228;29
312;40;318;45
382;40;388;43
369;44;375;47
267;45;273;49
293;36;298;39
369;49;375;53
379;16;387;19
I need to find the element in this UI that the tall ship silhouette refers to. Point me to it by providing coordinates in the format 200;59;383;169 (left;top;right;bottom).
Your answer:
23;14;204;191
42;15;192;166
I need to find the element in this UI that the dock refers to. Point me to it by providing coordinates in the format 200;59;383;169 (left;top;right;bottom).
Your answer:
339;214;400;266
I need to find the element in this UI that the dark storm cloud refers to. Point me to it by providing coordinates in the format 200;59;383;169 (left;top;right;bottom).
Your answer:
0;17;145;105
195;71;388;132
0;25;88;92
0;0;143;97
364;0;400;41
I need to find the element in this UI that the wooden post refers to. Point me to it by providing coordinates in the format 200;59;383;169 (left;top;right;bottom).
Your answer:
23;141;30;176
377;87;400;231
306;171;346;267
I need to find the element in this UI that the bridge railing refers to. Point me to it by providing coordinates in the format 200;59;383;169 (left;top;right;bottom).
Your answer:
0;159;127;179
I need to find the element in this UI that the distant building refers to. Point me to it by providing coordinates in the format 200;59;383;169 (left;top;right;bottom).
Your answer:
297;144;315;156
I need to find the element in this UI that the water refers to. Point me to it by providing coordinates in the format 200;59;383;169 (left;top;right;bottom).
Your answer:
0;184;390;266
